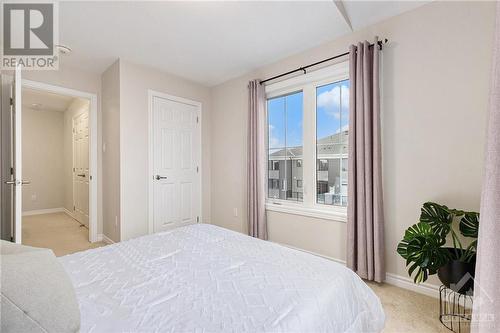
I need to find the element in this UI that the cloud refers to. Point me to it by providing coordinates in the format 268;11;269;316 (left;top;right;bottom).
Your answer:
268;124;283;148
317;85;349;118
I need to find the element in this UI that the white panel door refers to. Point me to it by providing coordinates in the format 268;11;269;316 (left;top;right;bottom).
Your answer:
152;96;200;233
73;112;89;226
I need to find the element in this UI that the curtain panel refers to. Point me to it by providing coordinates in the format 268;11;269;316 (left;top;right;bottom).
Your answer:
472;3;500;331
247;80;268;240
346;39;385;283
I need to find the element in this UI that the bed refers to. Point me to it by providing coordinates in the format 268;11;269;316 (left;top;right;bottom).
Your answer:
59;224;385;332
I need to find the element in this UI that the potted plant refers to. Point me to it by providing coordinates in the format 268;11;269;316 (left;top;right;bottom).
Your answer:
397;202;479;294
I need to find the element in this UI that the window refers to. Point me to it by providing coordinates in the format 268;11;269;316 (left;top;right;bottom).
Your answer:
269;179;279;190
267;91;303;202
316;80;349;207
265;63;349;220
318;159;329;171
269;160;280;171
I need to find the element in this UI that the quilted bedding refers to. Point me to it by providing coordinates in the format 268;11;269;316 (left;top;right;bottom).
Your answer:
59;223;384;332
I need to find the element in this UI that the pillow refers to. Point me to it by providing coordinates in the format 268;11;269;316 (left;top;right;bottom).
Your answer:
0;241;81;332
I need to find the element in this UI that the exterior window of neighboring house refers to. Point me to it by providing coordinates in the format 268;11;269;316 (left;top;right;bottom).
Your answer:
268;160;279;170
267;90;303;202
265;62;349;220
318;159;329;171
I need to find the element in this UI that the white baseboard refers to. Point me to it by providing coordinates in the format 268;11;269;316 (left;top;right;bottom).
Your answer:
22;207;65;216
385;273;439;298
277;242;439;299
278;242;347;265
63;208;75;219
97;234;115;244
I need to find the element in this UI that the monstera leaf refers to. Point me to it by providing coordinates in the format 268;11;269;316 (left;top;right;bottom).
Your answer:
419;202;456;239
460;212;479;238
397;222;450;283
398;202;480;285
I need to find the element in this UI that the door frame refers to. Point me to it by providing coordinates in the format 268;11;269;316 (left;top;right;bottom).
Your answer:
22;79;99;242
147;90;202;234
13;67;22;243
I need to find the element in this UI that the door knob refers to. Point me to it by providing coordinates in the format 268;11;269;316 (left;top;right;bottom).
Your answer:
77;174;86;177
155;175;167;180
21;180;31;185
4;180;15;185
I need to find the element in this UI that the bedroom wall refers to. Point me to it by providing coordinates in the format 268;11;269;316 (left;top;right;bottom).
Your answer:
102;61;121;242
22;108;65;212
118;60;212;241
23;66;103;235
210;1;496;288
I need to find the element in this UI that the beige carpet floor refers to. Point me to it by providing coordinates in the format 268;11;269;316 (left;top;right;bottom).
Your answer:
22;212;106;256
22;214;450;332
368;282;450;333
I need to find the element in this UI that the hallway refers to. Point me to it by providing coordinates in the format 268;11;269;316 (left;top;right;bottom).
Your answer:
22;212;105;256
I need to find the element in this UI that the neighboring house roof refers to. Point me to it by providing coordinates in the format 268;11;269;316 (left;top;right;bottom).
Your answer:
269;130;348;159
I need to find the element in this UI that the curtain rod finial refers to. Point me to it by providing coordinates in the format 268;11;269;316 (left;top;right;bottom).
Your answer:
377;38;389;50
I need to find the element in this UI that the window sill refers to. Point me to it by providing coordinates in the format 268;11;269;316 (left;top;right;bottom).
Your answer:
265;202;347;223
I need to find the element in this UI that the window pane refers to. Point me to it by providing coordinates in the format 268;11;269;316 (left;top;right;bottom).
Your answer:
267;91;303;202
268;96;285;199
286;92;303;201
316;80;349;206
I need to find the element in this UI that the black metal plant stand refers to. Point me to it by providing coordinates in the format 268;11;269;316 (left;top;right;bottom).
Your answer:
439;285;474;333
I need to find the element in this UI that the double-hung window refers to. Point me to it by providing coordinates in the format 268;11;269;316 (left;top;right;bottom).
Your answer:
265;62;349;221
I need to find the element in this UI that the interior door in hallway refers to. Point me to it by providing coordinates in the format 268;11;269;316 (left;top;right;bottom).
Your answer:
73;112;89;226
152;95;200;233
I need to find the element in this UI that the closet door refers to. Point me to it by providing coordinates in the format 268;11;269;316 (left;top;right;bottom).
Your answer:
152;95;200;233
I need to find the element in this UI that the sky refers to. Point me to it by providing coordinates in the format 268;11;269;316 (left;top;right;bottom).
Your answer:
268;79;349;151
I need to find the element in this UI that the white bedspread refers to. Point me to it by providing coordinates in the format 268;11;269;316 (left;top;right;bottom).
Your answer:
60;224;384;332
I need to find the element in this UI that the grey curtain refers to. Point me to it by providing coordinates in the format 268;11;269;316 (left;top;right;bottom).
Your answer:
472;4;500;332
247;80;268;240
346;39;385;282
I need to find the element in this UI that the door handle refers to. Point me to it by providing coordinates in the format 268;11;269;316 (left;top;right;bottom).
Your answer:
77;174;86;177
4;180;30;185
155;175;167;180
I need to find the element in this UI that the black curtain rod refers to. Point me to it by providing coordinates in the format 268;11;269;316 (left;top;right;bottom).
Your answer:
259;38;388;85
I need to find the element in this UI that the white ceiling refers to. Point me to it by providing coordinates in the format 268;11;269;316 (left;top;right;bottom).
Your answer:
341;1;428;31
22;88;74;112
58;1;427;87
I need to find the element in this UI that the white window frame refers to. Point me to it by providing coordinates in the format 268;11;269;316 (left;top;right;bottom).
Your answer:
265;61;349;222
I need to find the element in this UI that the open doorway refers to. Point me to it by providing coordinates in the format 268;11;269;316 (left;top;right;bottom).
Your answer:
18;84;100;256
